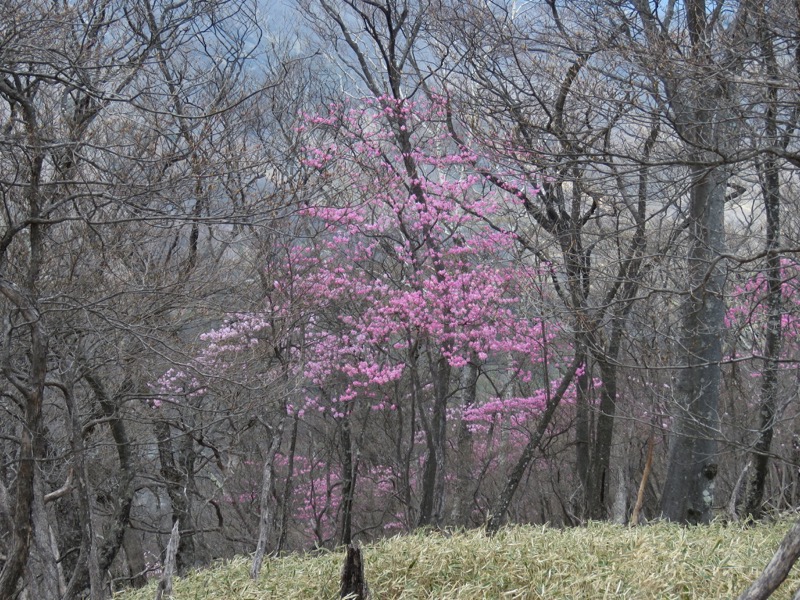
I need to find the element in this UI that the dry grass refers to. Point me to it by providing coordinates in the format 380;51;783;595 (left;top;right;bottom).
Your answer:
114;519;800;599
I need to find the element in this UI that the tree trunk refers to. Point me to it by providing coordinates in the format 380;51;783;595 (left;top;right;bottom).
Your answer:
660;165;726;523
63;379;104;600
631;433;655;526
154;520;180;600
418;355;450;528
123;529;148;588
611;465;628;524
25;471;65;600
251;419;284;579
339;417;356;546
742;13;783;522
0;282;48;598
154;420;196;572
277;415;298;555
450;361;479;528
589;359;617;520
574;347;592;518
67;374;138;594
339;543;370;600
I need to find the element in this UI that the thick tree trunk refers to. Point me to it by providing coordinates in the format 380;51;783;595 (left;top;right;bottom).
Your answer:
25;471;65;600
122;529;148;588
0;391;43;598
63;380;104;600
589;360;617;520
339;543;370;600
66;374;138;594
91;376;137;573
611;465;628;524
660;166;726;523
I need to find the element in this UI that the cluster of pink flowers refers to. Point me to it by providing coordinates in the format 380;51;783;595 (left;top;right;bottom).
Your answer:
151;95;575;544
286;96;566;418
726;259;800;361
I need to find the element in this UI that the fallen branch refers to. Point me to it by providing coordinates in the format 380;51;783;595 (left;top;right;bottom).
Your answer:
737;519;800;600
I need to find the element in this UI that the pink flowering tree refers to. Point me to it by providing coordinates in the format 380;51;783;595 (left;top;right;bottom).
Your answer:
726;259;800;364
287;95;576;534
153;95;577;546
726;258;800;517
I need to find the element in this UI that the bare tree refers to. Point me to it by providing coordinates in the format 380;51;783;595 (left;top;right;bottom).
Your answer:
739;0;800;521
0;0;298;594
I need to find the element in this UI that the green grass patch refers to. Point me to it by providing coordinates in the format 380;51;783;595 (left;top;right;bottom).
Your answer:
114;519;800;599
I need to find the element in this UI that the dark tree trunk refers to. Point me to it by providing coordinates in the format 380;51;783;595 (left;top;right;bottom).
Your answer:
742;11;783;521
0;120;48;594
154;420;196;572
340;543;370;600
742;166;781;520
418;355;450;528
65;374;138;597
62;380;103;600
277;415;298;554
0;282;48;598
339;417;356;546
589;360;617;520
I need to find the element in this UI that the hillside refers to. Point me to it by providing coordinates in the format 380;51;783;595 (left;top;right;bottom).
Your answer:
114;520;800;599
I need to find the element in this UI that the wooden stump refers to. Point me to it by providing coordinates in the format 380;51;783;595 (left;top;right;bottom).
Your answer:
154;520;180;600
340;543;370;599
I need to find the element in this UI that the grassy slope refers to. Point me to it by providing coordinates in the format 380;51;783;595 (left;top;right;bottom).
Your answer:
114;520;800;599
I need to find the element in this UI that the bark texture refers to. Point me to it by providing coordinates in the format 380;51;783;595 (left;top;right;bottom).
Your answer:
340;544;370;600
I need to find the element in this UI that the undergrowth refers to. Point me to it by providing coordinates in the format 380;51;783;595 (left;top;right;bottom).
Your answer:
114;519;800;599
